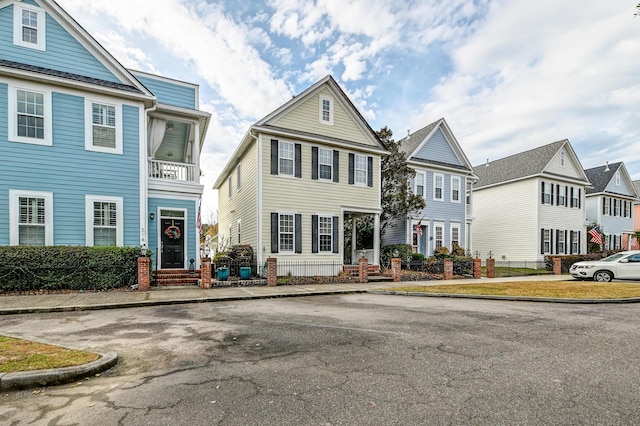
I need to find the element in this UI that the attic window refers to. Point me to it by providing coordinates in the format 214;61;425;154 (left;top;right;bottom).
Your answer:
616;171;621;186
14;4;46;51
560;152;565;167
319;95;333;125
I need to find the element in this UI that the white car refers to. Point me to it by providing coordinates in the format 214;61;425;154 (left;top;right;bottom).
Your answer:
570;251;640;282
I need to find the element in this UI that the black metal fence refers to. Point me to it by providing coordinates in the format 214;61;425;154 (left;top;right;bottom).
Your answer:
489;260;552;277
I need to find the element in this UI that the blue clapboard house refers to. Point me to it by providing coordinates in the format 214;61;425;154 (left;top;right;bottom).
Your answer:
0;0;210;271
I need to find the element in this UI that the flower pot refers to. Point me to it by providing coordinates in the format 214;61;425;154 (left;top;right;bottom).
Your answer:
239;267;251;280
217;267;229;281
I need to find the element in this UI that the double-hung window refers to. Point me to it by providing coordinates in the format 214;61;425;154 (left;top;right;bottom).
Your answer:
13;4;46;50
614;199;621;217
434;174;444;201
557;185;566;206
279;141;294;176
354;154;367;185
571;231;579;254
450;224;460;250
415;172;425;198
570;187;579;208
9;85;52;146
543;229;551;254
603;197;610;215
319;148;333;180
85;196;123;246
279;214;295;252
451;176;461;203
558;230;565;254
434;223;444;250
542;183;552;204
9;190;53;246
236;164;242;191
319;216;333;252
85;99;122;154
319;95;333;125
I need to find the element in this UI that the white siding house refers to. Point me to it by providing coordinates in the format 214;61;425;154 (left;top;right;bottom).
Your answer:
472;140;591;262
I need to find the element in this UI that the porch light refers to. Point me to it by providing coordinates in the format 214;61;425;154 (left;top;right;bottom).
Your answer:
487;251;493;259
140;244;148;257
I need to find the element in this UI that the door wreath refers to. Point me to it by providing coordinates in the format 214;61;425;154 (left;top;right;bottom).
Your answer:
164;225;181;240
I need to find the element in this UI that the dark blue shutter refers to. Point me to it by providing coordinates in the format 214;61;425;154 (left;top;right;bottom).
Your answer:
569;231;574;254
540;229;545;254
367;156;373;187
564;186;568;207
271;212;279;253
271;140;279;175
332;216;339;253
294;214;302;253
555;229;559;254
578;231;581;254
541;182;545;204
550;184;554;205
556;185;560;205
295;144;302;178
348;153;354;184
312;215;319;253
578;189;581;209
564;230;568;254
570;187;574;207
602;197;606;214
550;229;554;254
333;150;339;182
311;147;318;180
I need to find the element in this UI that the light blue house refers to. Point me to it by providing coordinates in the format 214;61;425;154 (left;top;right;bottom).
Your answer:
382;118;477;256
0;0;210;272
584;162;639;250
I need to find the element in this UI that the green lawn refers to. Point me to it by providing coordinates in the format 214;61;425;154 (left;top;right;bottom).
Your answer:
0;336;99;373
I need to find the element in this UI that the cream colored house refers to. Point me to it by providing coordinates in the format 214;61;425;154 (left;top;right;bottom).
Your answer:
213;75;387;273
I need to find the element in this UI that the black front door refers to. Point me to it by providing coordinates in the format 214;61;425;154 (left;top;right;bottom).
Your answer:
161;218;184;269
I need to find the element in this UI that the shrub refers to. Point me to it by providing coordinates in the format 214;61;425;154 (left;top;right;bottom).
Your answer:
434;246;452;259
381;244;413;268
543;253;606;272
0;246;139;293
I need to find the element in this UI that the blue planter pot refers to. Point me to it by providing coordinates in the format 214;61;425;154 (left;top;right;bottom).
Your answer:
217;267;229;281
239;267;251;280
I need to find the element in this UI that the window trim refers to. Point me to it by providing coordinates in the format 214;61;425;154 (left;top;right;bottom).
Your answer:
543;229;551;254
8;84;53;146
278;213;295;253
415;171;426;198
317;215;333;253
319;94;334;125
450;223;461;251
318;147;333;181
84;98;122;154
433;173;444;201
354;154;368;186
9;190;53;246
558;230;566;254
434;222;444;251
13;3;46;51
451;176;461;203
85;195;123;247
278;140;295;176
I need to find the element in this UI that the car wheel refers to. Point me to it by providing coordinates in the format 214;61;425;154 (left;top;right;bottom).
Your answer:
593;270;613;282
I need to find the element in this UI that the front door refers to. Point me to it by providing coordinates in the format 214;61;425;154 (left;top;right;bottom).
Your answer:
161;218;184;269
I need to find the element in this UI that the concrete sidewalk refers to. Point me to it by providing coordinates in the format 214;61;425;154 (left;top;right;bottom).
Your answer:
0;274;572;315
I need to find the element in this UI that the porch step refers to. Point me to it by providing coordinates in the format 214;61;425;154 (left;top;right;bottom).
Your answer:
343;264;382;277
153;269;201;287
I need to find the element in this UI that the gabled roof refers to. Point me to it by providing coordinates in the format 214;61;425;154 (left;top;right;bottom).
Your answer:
584;162;639;199
0;0;153;100
214;75;386;189
473;139;590;189
397;117;475;175
634;181;640;203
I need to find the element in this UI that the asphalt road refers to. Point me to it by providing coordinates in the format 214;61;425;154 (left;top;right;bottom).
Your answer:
1;294;640;425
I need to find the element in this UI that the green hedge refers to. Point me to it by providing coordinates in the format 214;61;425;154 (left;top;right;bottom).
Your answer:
381;244;413;268
543;253;606;272
0;246;140;293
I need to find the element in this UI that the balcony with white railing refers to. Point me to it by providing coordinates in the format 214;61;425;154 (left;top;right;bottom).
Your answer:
149;159;196;183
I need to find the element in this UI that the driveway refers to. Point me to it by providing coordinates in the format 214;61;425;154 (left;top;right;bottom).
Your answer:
1;294;640;425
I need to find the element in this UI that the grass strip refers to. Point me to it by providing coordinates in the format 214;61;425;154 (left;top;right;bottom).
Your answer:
0;336;99;373
387;280;640;299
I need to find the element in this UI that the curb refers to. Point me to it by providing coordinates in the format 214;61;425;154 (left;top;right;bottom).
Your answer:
0;351;118;391
0;289;370;315
367;290;640;304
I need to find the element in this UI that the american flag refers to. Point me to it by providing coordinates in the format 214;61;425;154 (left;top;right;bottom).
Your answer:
588;226;602;245
414;224;422;238
196;201;202;233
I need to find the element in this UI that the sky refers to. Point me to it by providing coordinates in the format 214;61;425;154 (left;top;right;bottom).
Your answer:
57;0;640;222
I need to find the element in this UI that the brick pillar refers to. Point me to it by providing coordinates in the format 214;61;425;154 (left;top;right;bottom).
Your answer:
358;257;368;283
201;257;212;289
267;257;277;287
137;256;150;291
486;258;495;279
473;258;482;279
443;258;453;280
553;257;562;275
391;258;402;282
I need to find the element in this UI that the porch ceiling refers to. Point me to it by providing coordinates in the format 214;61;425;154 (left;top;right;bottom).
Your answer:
155;121;191;163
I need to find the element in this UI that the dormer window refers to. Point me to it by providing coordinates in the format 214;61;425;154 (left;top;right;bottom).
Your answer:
319;95;333;125
14;4;46;51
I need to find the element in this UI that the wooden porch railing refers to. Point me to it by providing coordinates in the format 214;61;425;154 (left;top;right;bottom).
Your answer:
149;159;196;183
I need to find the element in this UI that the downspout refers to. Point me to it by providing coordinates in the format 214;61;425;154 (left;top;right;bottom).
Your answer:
250;131;261;267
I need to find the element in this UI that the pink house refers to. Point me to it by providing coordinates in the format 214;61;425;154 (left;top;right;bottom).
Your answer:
633;180;640;250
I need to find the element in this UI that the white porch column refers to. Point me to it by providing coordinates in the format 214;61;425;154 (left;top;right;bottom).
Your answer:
374;213;380;266
351;216;357;264
193;121;200;184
